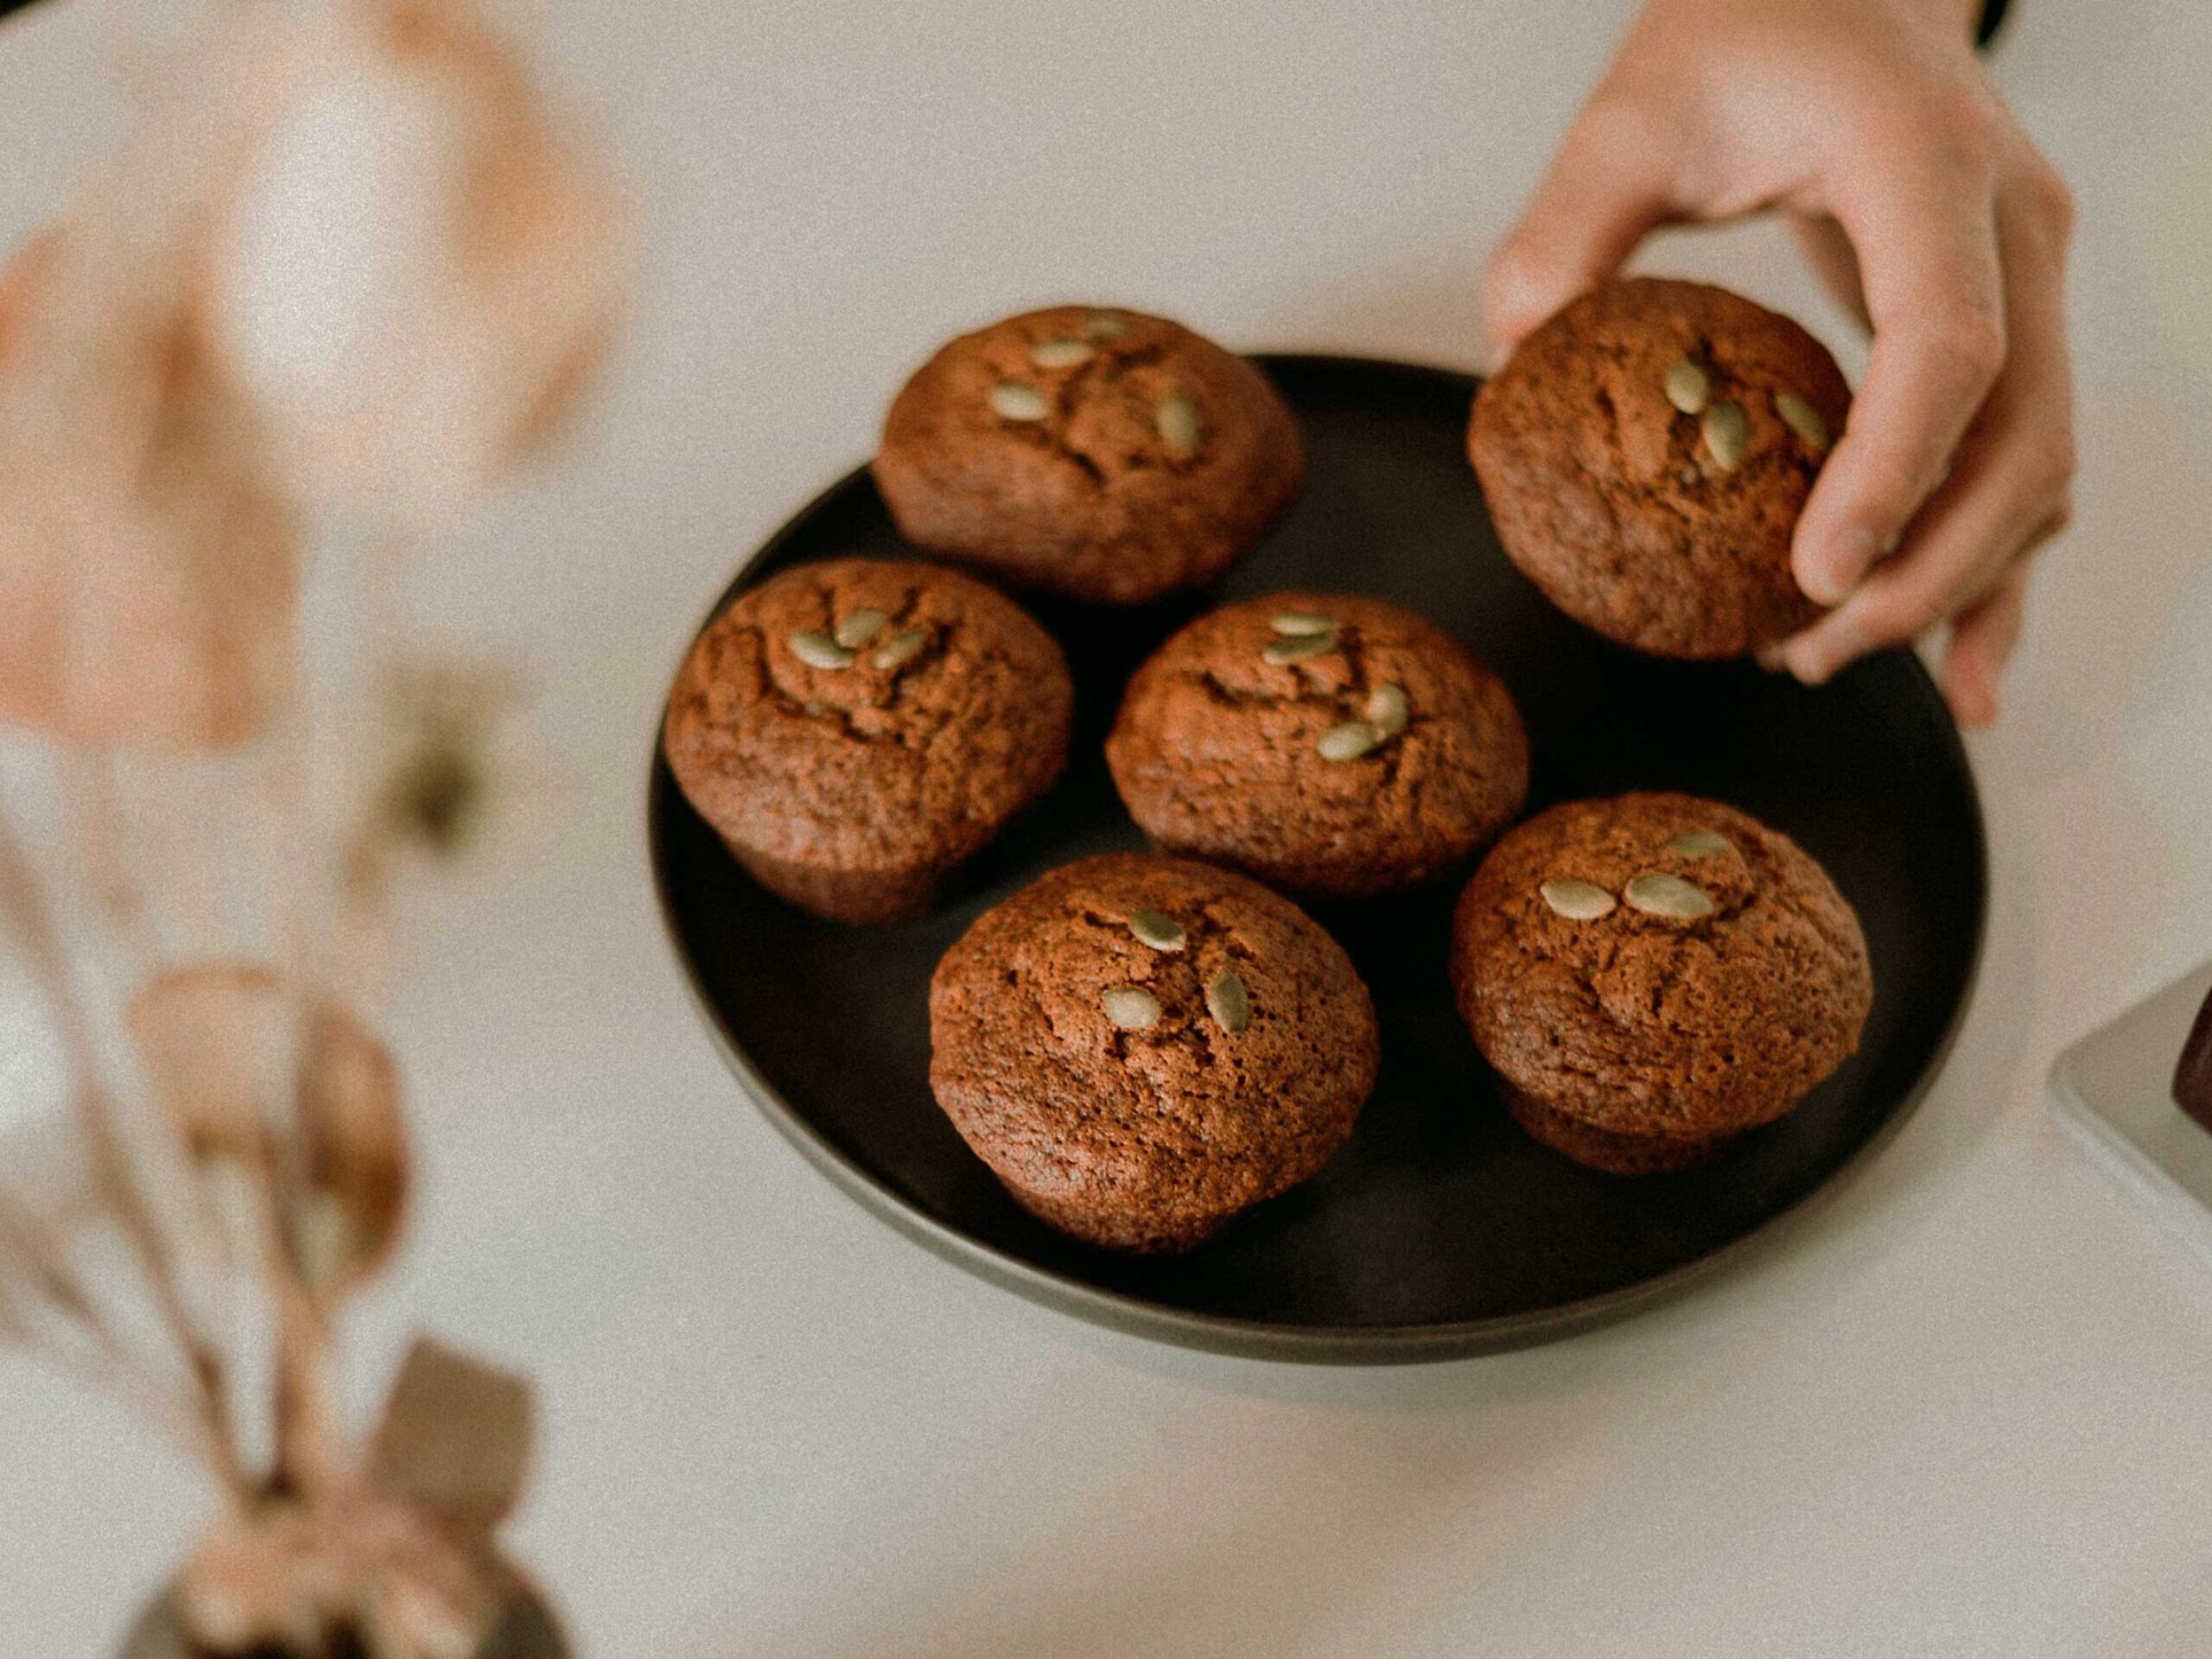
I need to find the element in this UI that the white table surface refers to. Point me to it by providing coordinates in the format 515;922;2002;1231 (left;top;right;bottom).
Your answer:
3;1;2212;1654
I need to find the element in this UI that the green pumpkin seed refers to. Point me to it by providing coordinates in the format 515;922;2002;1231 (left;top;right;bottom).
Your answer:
1624;872;1716;920
1663;359;1711;416
1775;391;1830;454
1365;683;1409;737
873;628;929;671
1268;611;1336;638
1702;401;1750;471
1665;829;1732;859
833;607;887;650
1540;879;1617;921
1128;909;1187;953
789;630;855;670
988;379;1050;422
1030;337;1095;370
1318;720;1381;762
1205;969;1251;1034
1082;311;1131;340
1262;629;1338;666
1101;986;1161;1030
1155;393;1202;457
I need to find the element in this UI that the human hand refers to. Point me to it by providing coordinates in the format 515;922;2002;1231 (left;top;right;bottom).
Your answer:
1483;0;2074;724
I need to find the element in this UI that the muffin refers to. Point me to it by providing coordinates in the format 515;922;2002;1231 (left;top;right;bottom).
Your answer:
873;306;1304;604
1469;277;1852;659
663;556;1072;924
1105;592;1529;898
1450;792;1872;1173
929;853;1379;1251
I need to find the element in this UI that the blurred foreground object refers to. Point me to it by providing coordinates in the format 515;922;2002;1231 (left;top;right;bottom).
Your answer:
0;2;622;1654
0;0;620;754
0;227;297;751
209;0;622;524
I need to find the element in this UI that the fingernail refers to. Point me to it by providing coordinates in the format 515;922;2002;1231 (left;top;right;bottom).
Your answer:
1954;678;1999;727
1796;528;1866;606
1799;568;1850;609
1786;641;1837;687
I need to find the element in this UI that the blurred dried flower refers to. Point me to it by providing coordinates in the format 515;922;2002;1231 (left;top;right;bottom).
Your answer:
0;227;298;753
365;658;519;869
129;963;409;1293
0;0;620;759
210;0;624;525
0;0;613;1644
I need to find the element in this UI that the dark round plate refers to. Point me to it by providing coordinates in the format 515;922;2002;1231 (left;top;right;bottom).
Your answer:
648;354;1986;1363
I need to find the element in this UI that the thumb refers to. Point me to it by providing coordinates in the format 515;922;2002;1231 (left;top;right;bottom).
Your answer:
1484;100;1681;357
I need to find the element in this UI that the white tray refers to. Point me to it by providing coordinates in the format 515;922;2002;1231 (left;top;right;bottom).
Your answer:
2049;959;2212;1264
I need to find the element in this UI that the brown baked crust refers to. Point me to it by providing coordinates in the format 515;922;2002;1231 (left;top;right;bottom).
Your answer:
1451;791;1872;1145
1104;592;1529;898
662;556;1072;924
1498;1084;1732;1176
928;853;1379;1252
873;307;1305;604
1469;277;1851;659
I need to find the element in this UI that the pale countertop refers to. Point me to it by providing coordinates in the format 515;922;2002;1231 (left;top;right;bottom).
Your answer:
3;1;2212;1655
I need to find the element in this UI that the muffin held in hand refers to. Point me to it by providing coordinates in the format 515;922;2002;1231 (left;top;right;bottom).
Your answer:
873;306;1304;605
1451;792;1872;1174
929;853;1378;1252
1470;277;1851;659
663;556;1071;925
1105;592;1529;899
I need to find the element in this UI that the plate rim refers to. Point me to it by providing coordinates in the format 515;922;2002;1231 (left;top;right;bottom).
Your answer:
645;351;1991;1365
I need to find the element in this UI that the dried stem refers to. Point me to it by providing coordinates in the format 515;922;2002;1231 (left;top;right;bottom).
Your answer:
0;801;252;1502
0;1185;228;1471
262;625;353;1498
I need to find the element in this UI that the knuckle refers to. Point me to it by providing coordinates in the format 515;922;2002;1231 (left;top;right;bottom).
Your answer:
2021;420;2078;490
1852;584;1937;647
1924;84;2006;179
2042;496;2075;540
2022;161;2077;242
1929;304;2009;389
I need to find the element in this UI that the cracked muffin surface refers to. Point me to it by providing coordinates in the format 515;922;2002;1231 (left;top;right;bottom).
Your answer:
662;556;1072;923
1469;277;1851;659
1105;592;1529;898
873;306;1305;604
1451;792;1872;1162
929;853;1378;1252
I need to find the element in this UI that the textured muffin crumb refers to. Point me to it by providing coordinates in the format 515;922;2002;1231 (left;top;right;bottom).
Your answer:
1470;277;1851;658
1452;791;1872;1149
874;307;1305;604
930;853;1379;1251
1106;592;1529;897
663;556;1071;922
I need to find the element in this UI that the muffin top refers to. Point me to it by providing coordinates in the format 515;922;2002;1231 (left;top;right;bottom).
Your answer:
1105;592;1529;897
1469;277;1850;659
929;854;1379;1246
1452;792;1872;1140
873;306;1304;604
663;556;1071;874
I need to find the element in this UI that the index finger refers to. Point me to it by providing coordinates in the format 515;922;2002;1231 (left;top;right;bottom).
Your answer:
1789;158;2006;606
1483;98;1681;356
